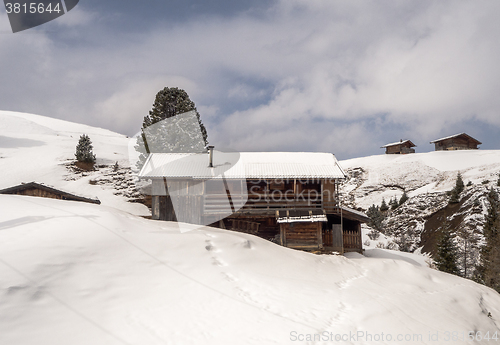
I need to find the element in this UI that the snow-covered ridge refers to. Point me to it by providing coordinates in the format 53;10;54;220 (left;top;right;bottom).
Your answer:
340;150;500;279
0;110;148;215
340;150;500;209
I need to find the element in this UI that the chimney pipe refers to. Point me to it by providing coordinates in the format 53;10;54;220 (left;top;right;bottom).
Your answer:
208;145;215;167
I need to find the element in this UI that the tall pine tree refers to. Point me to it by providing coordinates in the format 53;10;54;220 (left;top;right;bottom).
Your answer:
449;172;465;204
399;190;409;206
135;87;209;168
390;197;398;210
380;198;389;212
435;224;459;275
479;187;500;292
367;204;384;232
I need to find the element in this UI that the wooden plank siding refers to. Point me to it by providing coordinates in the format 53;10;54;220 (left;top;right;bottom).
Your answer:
385;145;415;154
434;137;479;151
151;178;336;219
432;134;481;151
322;179;337;213
342;223;362;253
149;177;367;254
280;222;322;250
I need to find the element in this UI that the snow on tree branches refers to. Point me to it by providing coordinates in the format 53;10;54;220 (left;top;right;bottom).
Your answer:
75;134;96;164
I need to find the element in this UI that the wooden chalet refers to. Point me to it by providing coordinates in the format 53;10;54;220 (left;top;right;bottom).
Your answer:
430;133;481;151
138;149;369;253
0;182;101;204
381;139;416;154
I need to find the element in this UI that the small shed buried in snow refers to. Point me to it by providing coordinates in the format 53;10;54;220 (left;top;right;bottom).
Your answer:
430;133;481;151
0;182;101;204
381;140;416;154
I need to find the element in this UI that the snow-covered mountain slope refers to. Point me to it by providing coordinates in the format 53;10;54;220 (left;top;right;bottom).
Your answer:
340;150;500;209
1;194;499;345
340;151;500;277
0;111;148;215
2;111;500;344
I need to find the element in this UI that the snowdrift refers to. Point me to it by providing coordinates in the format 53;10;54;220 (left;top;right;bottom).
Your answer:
0;195;499;344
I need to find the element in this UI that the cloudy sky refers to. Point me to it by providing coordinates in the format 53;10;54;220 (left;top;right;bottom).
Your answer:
1;0;500;159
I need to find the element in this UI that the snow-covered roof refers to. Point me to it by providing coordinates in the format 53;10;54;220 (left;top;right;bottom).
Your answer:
381;140;416;148
430;133;482;144
0;182;101;204
339;206;370;222
139;152;346;179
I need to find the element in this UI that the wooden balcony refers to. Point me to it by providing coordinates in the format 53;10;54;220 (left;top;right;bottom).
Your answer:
203;193;324;215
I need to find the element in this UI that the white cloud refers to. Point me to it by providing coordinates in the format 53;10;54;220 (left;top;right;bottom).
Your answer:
55;6;96;27
1;0;500;157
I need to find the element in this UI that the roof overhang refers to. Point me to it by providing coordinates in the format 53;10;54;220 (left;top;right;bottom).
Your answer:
330;206;370;223
0;182;101;204
430;133;482;145
381;140;416;148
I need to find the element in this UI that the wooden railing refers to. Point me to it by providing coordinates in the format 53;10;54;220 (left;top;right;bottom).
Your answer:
203;193;323;214
343;230;361;250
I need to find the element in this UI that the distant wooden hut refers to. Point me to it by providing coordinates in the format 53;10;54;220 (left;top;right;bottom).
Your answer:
430;133;481;151
381;140;416;154
0;182;100;204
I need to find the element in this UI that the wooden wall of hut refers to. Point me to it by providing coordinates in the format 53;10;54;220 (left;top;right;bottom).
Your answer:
279;222;322;250
11;187;63;200
435;137;479;151
322;179;337;213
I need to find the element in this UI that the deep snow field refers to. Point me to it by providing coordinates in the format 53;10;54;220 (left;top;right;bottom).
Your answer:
1;111;500;344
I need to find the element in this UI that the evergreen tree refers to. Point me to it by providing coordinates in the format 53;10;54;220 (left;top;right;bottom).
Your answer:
456;225;481;279
380;198;389;212
435;227;460;275
367;204;384;232
399;190;408;206
449;172;465;204
135;87;209;168
390;197;399;210
497;173;500;187
75;134;96;164
455;172;465;194
479;187;500;292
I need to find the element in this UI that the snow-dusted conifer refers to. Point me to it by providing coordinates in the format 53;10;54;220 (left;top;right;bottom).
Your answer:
135;87;208;169
75;134;96;164
435;228;459;275
398;191;408;206
367;204;384;231
380;198;389;212
479;188;500;292
449;172;464;204
390;197;398;210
